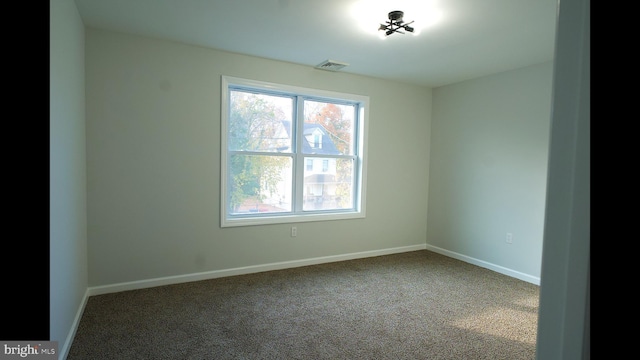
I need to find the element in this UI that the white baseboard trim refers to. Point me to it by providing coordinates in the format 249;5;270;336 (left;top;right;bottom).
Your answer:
425;244;540;285
59;288;90;360
88;244;427;296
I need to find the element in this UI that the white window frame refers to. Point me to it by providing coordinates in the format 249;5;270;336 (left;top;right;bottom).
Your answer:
220;75;369;227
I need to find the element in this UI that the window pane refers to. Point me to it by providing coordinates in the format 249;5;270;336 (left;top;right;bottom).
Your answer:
228;154;292;214
303;100;355;155
303;158;353;211
229;90;293;152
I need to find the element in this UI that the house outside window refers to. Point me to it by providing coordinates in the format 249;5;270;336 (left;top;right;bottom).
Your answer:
220;76;369;227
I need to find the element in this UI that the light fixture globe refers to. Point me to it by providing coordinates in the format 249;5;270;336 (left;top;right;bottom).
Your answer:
378;10;416;36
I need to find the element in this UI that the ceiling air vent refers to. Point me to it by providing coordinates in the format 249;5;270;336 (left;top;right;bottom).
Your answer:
314;60;349;72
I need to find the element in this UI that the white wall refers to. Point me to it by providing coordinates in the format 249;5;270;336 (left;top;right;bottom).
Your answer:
427;62;554;282
536;0;590;358
85;29;432;288
50;0;88;358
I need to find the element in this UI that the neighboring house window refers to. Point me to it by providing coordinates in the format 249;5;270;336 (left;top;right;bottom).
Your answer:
313;133;322;149
221;76;369;227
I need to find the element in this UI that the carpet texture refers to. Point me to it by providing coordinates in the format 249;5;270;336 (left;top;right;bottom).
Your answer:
67;250;539;359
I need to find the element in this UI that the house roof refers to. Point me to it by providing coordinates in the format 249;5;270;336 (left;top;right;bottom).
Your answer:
281;121;342;155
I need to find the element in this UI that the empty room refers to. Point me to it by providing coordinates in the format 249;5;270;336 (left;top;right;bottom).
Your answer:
47;0;589;359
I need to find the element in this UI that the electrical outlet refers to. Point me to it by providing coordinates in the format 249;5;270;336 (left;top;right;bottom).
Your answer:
506;233;513;244
291;226;297;237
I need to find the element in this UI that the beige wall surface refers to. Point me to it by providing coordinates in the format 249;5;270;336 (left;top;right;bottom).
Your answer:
85;28;432;287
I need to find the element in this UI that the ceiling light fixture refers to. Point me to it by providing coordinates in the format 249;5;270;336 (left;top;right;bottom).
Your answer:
378;10;415;36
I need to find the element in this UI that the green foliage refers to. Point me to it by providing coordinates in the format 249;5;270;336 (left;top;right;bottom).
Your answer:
229;155;261;211
228;91;288;211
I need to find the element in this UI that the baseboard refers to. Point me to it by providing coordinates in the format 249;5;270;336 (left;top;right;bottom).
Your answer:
59;288;90;360
424;244;540;285
88;244;427;296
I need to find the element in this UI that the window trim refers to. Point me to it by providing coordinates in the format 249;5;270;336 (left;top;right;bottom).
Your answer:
220;75;369;227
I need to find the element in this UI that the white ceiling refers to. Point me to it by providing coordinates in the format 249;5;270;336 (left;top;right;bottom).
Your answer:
74;0;558;88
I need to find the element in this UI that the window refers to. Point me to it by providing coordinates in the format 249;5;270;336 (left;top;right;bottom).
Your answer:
221;76;368;227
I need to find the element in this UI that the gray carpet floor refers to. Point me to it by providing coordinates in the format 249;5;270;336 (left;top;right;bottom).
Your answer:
68;250;539;359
